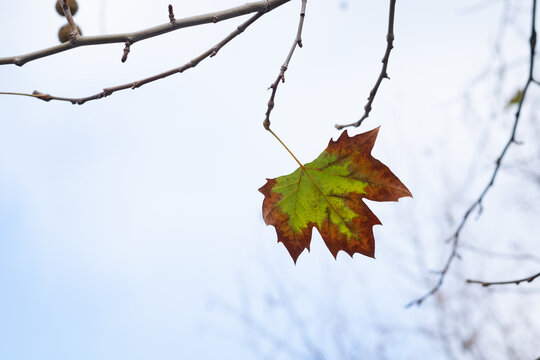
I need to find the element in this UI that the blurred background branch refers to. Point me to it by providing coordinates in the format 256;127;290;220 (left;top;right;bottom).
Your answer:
467;271;540;287
407;0;539;308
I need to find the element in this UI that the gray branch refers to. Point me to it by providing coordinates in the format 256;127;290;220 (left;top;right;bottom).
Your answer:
0;0;291;66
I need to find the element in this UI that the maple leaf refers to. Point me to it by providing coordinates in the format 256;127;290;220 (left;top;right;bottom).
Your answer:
259;127;411;262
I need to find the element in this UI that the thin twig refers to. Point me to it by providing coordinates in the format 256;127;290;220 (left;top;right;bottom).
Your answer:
406;0;538;308
1;11;272;105
263;0;307;130
466;271;540;287
59;0;80;41
335;0;396;130
169;4;176;24
0;0;291;66
0;91;48;100
121;41;131;63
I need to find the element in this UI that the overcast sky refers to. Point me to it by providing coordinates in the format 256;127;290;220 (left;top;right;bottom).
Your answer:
1;1;539;359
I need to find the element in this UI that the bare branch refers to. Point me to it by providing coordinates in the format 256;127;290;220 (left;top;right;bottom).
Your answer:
466;271;540;287
0;0;291;67
263;0;307;131
0;9;273;105
407;0;538;308
335;0;396;130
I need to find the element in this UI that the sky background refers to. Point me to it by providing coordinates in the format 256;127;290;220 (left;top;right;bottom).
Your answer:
1;0;539;359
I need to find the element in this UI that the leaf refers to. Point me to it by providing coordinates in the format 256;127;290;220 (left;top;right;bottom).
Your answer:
507;89;523;107
259;127;411;262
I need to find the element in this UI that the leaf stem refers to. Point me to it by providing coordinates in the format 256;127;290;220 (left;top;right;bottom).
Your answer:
267;128;305;170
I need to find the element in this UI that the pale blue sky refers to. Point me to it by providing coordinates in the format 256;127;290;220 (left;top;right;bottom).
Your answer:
1;1;539;359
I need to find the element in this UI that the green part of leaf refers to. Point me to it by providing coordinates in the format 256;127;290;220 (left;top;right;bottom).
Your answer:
272;152;368;239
